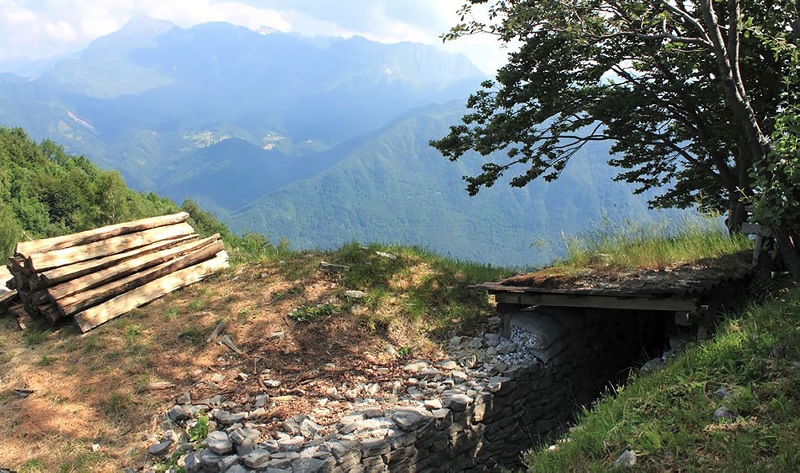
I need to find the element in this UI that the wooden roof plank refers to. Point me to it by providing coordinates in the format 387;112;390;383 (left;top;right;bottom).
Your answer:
493;291;698;312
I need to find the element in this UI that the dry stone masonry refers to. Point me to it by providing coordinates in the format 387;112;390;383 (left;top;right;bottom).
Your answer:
144;308;669;472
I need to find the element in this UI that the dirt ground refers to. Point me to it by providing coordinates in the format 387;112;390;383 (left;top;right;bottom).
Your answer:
0;255;454;471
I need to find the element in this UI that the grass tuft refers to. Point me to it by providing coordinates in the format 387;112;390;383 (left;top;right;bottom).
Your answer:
558;214;752;271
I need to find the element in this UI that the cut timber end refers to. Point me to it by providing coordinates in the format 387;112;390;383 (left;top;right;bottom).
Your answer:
15;212;189;255
74;251;229;333
27;222;195;272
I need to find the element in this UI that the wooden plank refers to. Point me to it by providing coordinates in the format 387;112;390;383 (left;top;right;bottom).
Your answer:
493;292;698;312
57;240;225;316
0;289;18;313
27;222;196;272
15;212;190;255
74;251;229;333
0;265;11;286
34;234;198;289
9;303;32;330
39;303;64;324
46;235;219;302
478;281;702;297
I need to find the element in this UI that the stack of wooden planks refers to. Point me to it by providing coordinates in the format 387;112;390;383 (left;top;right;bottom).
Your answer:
4;212;229;332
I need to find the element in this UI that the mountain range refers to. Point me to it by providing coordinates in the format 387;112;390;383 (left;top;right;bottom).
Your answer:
0;17;664;267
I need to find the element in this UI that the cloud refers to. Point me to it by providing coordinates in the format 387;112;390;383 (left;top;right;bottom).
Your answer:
0;0;510;73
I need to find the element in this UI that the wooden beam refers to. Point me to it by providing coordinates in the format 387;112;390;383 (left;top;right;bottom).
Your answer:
38;303;64;324
32;234;198;289
0;266;11;286
15;212;189;255
45;235;218;302
27;222;195;272
74;251;229;332
493;292;698;312
57;239;224;317
0;289;18;312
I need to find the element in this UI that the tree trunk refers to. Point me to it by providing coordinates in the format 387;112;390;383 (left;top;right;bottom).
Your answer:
775;227;800;278
727;197;747;234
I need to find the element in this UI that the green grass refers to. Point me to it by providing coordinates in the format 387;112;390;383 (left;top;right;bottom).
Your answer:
289;302;338;323
525;283;800;471
227;231;292;266
558;214;752;270
325;242;510;336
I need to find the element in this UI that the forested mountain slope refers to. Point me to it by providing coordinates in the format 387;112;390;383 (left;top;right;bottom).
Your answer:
229;103;659;267
0;127;177;256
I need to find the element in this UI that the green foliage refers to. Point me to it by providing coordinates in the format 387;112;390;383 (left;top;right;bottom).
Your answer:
0;200;23;259
17;459;46;473
104;392;133;417
749;109;800;227
227;231;291;265
396;346;412;358
289;302;337;323
0;127;179;258
37;355;56;367
525;285;800;471
748;105;800;272
434;1;797;222
181;199;232;240
335;243;407;290
153;451;185;473
188;413;209;442
0;126;271;268
746;25;800;273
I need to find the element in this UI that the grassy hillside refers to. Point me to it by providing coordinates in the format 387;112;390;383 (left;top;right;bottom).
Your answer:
521;225;798;471
4;124;793;472
526;281;800;471
0;242;509;471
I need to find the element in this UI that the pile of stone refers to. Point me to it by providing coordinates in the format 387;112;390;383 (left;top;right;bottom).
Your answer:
141;315;594;472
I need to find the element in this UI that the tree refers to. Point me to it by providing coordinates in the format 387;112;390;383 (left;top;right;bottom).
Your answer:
431;0;800;273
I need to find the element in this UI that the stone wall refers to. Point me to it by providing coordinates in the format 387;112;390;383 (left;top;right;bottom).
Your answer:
147;308;670;472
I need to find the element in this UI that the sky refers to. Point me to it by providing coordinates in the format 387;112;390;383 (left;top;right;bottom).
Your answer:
0;0;512;74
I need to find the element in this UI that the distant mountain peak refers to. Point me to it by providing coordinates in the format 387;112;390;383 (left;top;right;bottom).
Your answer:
257;25;280;35
119;16;176;36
